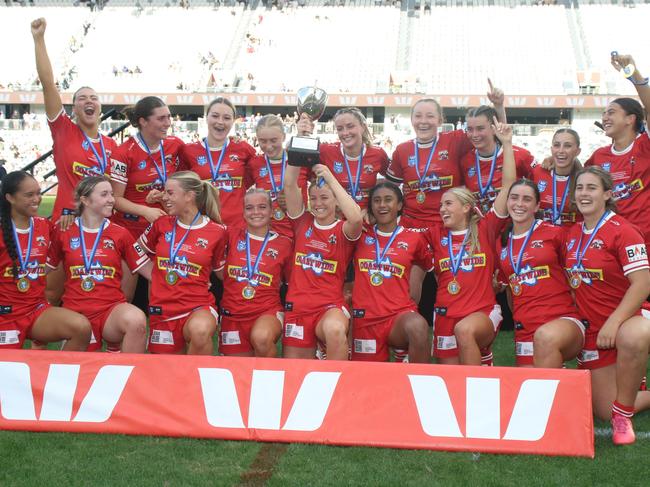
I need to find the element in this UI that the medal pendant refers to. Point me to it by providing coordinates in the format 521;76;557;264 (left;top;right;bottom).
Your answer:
242;285;256;300
511;282;522;296
355;193;364;202
370;273;384;287
273;208;285;221
166;270;179;286
569;273;582;289
16;277;30;293
81;277;95;292
416;191;426;204
447;279;461;295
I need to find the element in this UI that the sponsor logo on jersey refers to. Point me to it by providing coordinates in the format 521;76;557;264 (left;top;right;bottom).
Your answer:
358;258;405;279
364;164;374;174
259;167;268;177
500;247;508;260
364;236;375;245
236;239;246;251
333;161;344;174
625;244;648;263
295;252;337;275
227;265;273;286
328;234;337;245
590;239;604;250
612;179;643;201
197;155;207;166
229;154;240;162
602;162;611;172
103;239;115;249
70;237;81;250
508;265;551;287
4;261;45;280
209;174;243;192
564;266;603;285
396;241;409;250
266;248;279;259
537;180;547;193
408;155;416;167
72;161;104;178
164;231;173;243
441;236;449;247
438;150;449;160
137;160;147;170
438;253;486;272
468;166;476;178
135;179;164;192
531;240;544;249
407;175;453;192
157;256;201;277
37;236;47;246
70;262;116;281
196;238;208;249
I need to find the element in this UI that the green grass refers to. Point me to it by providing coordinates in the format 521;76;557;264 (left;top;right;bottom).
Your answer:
3;331;650;487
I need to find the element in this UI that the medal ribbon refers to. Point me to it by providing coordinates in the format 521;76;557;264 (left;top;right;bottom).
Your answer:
169;212;201;265
475;145;499;197
81;130;108;174
138;133;167;184
11;217;33;277
448;231;469;279
343;145;365;200
264;152;286;196
551;171;571;225
78;217;106;276
204;137;229;183
246;231;271;286
373;225;401;270
574;210;611;268
508;220;538;275
413;138;439;191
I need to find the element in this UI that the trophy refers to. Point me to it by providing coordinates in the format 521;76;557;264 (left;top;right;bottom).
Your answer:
287;86;328;167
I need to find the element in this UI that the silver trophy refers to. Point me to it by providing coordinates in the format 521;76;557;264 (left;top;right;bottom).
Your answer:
287;86;328;167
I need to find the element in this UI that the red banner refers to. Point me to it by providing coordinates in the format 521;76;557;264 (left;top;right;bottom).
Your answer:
0;350;594;457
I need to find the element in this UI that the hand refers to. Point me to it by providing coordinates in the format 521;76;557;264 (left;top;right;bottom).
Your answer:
486;78;504;107
143;207;166;223
56;213;75;231
297;113;314;136
541;155;554;171
311;163;333;184
611;53;637;75
229;134;242;144
361;208;375;226
31;18;47;38
145;189;164;205
491;116;512;144
276;190;287;211
492;270;508;294
596;318;621;349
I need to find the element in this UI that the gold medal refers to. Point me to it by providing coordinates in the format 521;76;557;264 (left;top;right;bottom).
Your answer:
166;270;179;286
511;282;522;296
273;208;285;221
447;279;461;295
16;277;30;293
416;191;426;204
370;272;384;286
242;285;256;300
569;273;582;289
81;277;95;292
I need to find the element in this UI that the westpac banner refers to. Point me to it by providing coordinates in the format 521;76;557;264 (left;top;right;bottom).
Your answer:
0;351;594;457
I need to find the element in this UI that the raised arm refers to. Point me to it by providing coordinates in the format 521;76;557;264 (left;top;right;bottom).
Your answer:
312;164;362;240
487;78;507;124
31;18;63;120
284;162;304;218
611;53;650;124
491;117;515;216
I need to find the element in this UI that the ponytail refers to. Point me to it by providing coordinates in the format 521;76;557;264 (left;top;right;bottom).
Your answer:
445;187;481;255
168;171;222;224
1;171;33;280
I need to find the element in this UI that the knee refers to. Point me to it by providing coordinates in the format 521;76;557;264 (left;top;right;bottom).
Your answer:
454;321;475;345
403;316;428;341
322;319;347;343
70;314;92;339
250;326;276;349
188;321;215;344
123;310;147;336
617;325;650;354
534;326;558;351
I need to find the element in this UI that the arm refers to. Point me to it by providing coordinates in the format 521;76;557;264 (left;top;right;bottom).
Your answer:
284;162;304;218
491;118;515;216
487;78;507;124
597;269;650;348
31;18;63;120
312;164;362;240
136;260;153;281
111;179;166;223
611;53;650;124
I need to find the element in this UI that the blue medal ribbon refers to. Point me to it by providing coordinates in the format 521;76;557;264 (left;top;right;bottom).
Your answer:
551;171;571;225
78;217;106;277
204;137;229;184
574;210;611;269
373;225;401;269
138;133;167;185
245;231;271;286
264;152;286;197
448;231;469;278
11;217;34;277
169;212;201;266
81;131;108;174
343;146;365;201
413;138;439;192
475;145;499;197
508;220;538;275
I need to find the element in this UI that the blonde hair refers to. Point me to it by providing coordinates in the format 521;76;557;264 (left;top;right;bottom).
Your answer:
256;114;285;135
168;171;222;223
333;107;373;147
74;175;111;216
444;187;481;256
245;187;272;207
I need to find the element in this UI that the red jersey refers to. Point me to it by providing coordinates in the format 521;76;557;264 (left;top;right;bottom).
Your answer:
564;212;649;329
387;131;472;226
352;226;433;322
179;139;256;227
285;212;357;313
319;143;389;209
530;165;581;227
138;215;227;318
426;210;507;318
585;132;650;245
249;153;309;238
47;219;148;314
221;227;293;320
497;221;578;326
109;135;184;236
460;145;535;213
0;217;50;314
48;110;118;220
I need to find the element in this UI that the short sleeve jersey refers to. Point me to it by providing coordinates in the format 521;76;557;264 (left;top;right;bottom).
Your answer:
109;135;184;236
426;210;507;318
285;212;357;313
387;131;472;226
220;227;293;320
48;110;118;220
47;219;148;314
585;132;650;245
564;212;650;329
138;215;227;318
0;217;51;314
460;145;535;213
319;143;389;209
497;221;578;326
248;153;309;238
179;139;256;227
352;226;433;322
530;165;581;227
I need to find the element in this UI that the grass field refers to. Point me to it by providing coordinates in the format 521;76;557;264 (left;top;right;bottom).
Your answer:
6;195;646;486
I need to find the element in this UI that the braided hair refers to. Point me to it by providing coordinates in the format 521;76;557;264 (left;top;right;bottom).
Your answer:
0;171;33;280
